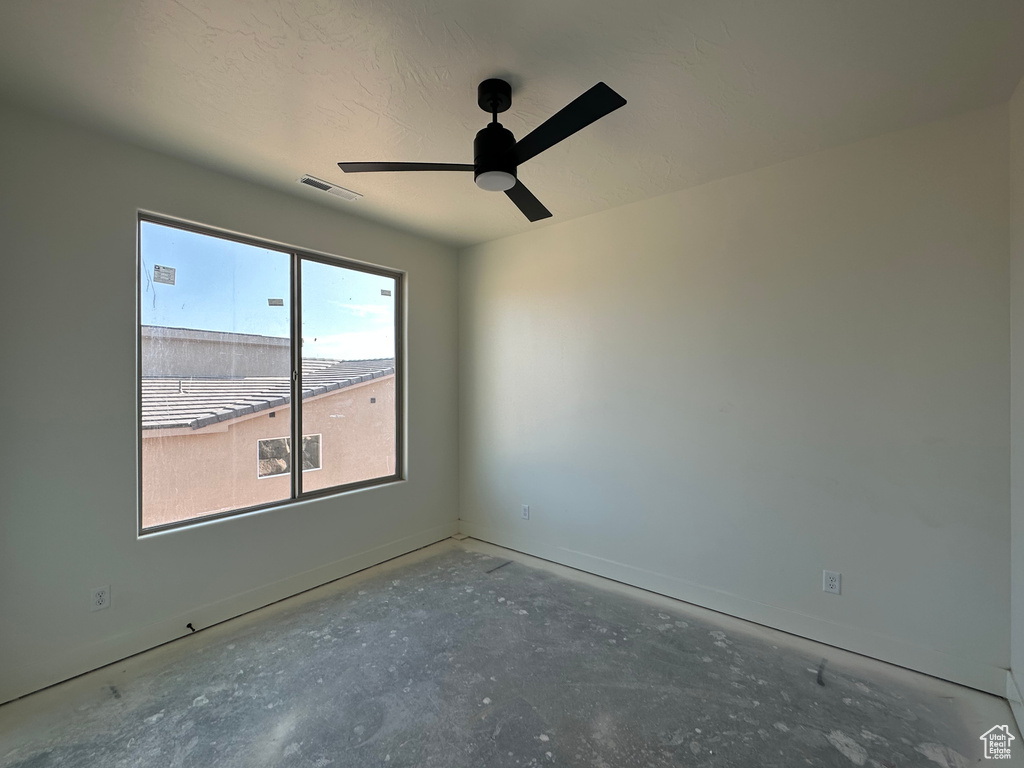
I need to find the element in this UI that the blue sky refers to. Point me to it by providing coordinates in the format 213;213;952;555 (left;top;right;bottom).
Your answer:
140;221;395;361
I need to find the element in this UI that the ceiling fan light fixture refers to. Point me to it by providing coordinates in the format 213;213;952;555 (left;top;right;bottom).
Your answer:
475;170;516;192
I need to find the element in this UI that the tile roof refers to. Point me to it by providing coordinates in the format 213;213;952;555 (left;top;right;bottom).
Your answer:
141;358;395;431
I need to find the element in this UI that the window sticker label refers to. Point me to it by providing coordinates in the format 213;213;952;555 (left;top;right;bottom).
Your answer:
153;265;176;285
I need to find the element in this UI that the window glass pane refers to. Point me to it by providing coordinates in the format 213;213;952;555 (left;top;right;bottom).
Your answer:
140;221;292;529
300;260;397;493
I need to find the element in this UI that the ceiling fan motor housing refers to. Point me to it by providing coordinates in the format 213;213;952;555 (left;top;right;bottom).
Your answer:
474;123;517;188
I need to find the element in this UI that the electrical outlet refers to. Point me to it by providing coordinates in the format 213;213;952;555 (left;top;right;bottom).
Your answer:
91;585;111;611
521;504;530;520
822;571;841;595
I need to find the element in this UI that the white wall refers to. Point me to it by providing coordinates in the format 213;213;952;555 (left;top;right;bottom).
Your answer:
0;101;459;703
1010;76;1024;719
460;106;1010;694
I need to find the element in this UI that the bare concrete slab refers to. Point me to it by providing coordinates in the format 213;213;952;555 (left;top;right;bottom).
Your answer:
0;539;1017;767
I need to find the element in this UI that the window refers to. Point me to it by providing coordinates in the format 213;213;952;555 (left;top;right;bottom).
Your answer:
257;435;322;479
138;215;402;533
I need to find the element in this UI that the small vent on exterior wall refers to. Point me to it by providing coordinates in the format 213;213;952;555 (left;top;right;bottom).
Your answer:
298;175;362;202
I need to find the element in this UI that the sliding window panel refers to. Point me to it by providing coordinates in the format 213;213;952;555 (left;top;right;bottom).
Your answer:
139;220;292;530
299;258;398;493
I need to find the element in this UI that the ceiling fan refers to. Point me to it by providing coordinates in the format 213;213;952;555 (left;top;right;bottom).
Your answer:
338;78;627;222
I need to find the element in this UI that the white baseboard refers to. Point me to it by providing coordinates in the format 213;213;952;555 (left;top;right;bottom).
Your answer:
2;521;458;704
459;519;1005;697
1009;671;1024;735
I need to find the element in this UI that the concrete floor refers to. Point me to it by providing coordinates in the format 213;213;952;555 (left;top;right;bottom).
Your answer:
0;538;1017;767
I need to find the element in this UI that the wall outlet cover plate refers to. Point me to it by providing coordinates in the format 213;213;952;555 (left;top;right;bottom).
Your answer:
91;585;111;611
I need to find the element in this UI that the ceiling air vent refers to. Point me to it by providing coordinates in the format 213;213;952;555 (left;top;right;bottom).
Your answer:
297;175;362;202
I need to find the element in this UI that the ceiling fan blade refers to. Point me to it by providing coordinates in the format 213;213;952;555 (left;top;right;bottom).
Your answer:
504;180;552;222
338;162;474;173
509;82;626;167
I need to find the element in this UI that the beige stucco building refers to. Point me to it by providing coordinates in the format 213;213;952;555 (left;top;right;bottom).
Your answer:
140;327;396;528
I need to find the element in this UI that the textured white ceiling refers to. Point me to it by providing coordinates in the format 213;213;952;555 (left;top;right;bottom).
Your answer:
1;0;1022;247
